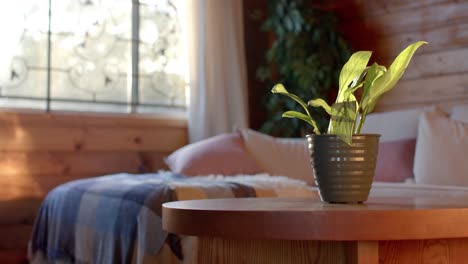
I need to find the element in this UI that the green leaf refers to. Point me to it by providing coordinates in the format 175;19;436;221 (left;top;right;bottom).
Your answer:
282;111;320;134
271;83;311;116
367;100;379;114
360;63;386;107
284;16;293;31
308;98;332;115
276;3;284;16
337;51;372;102
328;101;357;145
362;41;427;111
343;73;366;101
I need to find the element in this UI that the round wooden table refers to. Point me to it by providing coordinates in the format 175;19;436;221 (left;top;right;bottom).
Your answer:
163;197;468;264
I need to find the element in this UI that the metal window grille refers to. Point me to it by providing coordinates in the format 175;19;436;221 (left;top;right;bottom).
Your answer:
0;0;188;114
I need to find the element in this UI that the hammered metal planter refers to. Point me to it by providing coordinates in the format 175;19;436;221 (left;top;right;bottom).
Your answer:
306;134;380;203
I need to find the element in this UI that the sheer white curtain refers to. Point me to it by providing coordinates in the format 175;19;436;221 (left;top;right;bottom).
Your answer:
186;0;249;143
0;6;23;85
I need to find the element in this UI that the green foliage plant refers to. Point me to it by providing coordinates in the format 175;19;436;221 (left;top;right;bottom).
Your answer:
257;0;351;137
272;41;427;145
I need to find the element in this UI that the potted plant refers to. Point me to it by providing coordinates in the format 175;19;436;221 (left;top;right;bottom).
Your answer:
272;41;427;203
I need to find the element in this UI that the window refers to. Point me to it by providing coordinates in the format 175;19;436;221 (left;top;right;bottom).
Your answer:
0;0;188;114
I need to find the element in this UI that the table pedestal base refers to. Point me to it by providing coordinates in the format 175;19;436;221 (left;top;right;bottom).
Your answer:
189;237;468;264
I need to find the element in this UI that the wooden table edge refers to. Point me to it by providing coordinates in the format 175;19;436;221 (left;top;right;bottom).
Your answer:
163;197;468;241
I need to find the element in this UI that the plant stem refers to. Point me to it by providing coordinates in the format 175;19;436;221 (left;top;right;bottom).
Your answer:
353;103;360;135
356;110;367;134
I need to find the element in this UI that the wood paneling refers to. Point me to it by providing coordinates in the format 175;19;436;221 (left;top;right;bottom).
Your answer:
402;47;468;80
338;0;468;111
0;111;187;201
0;110;188;262
341;2;468;36
1;175;81;201
376;98;468;113
0;225;33;250
0;250;28;264
0;110;187;128
0;125;185;152
365;21;468;57
0;199;43;225
379;72;468;106
336;0;452;19
0;152;144;177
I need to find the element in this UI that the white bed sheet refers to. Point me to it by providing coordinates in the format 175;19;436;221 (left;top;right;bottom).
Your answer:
370;181;468;199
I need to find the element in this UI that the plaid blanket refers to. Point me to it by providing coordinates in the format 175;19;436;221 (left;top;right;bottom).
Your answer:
29;172;315;264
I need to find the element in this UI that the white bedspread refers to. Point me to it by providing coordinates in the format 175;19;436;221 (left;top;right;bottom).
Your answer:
370;181;468;199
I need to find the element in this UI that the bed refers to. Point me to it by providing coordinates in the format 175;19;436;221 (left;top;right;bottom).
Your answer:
28;172;316;263
28;104;468;263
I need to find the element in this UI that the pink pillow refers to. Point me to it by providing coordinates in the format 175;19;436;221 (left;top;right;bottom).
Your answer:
374;138;416;182
239;128;313;185
164;132;261;176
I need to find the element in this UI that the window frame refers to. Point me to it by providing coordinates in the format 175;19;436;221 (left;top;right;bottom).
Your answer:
0;0;188;116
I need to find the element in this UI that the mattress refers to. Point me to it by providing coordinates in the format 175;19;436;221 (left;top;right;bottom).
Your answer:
370;181;468;199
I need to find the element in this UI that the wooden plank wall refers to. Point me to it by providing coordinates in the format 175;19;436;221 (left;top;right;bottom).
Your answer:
336;0;468;111
0;110;188;263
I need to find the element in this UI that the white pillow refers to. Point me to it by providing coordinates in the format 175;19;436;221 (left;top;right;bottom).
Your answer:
361;108;427;142
413;111;468;186
239;128;314;185
451;104;468;123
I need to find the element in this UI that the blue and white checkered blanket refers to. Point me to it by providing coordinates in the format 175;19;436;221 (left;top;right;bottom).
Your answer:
29;172;315;263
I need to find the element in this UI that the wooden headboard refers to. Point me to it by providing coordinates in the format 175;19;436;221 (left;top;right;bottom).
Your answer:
0;110;188;201
337;0;468;112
